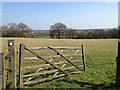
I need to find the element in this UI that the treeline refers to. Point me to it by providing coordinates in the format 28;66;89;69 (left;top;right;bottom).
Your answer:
49;23;118;39
1;23;35;38
33;30;49;37
75;29;118;39
0;22;118;39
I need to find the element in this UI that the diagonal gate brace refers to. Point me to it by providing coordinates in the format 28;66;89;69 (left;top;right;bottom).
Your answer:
48;46;82;72
25;46;69;76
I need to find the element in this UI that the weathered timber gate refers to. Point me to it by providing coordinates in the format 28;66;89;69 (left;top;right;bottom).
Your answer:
19;44;85;88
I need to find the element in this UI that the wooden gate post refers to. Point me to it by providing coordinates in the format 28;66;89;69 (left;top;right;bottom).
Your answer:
0;53;5;89
8;40;16;88
19;44;24;88
81;45;85;71
116;41;120;86
116;1;120;86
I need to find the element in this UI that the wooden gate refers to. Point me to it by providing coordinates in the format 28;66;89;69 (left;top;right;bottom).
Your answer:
19;44;85;88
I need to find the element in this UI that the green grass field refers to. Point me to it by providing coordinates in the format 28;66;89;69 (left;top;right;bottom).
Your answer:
2;38;118;89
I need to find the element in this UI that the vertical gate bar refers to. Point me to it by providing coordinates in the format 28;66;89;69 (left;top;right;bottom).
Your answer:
19;44;24;88
81;45;85;71
8;40;16;88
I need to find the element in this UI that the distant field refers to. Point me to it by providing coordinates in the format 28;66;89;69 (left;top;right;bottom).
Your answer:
35;36;51;39
2;38;118;88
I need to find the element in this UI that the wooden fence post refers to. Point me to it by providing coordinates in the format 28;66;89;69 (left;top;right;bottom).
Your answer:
116;42;120;86
0;53;5;89
8;40;16;88
116;1;120;86
81;45;85;71
19;44;24;88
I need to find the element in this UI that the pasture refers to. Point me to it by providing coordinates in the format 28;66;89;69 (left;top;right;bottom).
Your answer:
2;38;118;88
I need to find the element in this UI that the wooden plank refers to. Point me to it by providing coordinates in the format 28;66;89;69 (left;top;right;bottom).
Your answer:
24;74;66;85
81;45;85;71
0;53;6;89
23;65;83;78
24;54;82;60
19;44;24;88
52;49;80;77
24;70;82;85
27;47;81;50
25;50;64;83
48;46;82;71
5;68;12;71
13;40;16;89
8;40;16;88
54;57;72;77
25;47;69;76
0;53;2;90
24;60;83;69
2;53;5;89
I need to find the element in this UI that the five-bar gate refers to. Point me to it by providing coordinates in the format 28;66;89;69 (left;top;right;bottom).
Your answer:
19;44;85;88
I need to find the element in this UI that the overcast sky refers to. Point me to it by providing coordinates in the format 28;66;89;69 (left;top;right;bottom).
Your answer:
2;2;118;30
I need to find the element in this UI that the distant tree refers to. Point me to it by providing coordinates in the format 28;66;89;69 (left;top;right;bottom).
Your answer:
49;23;67;39
110;28;118;38
1;22;35;38
1;25;8;37
65;28;77;39
17;23;34;37
91;30;102;39
6;23;17;37
49;29;55;38
1;23;34;37
69;29;77;39
76;31;88;39
8;23;17;30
